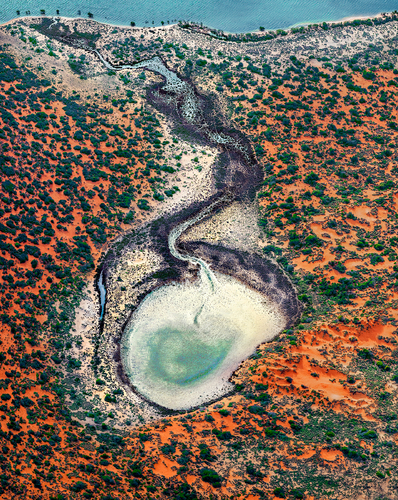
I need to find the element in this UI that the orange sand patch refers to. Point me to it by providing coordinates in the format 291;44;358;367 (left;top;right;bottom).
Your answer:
320;449;343;462
289;344;328;363
355;410;377;421
292;254;324;272
352;296;368;307
280;356;369;402
153;456;178;478
310;222;327;238
344;258;363;269
294;447;317;460
156;422;192;443
356;323;396;346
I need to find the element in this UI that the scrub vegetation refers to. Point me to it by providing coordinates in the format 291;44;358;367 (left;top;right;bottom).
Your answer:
0;11;397;500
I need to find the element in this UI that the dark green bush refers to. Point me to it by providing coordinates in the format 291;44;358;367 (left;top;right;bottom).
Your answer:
200;468;222;488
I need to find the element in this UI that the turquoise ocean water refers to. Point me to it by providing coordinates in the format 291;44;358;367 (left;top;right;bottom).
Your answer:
0;0;397;33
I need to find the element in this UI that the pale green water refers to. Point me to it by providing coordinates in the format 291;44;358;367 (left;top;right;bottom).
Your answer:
147;327;230;386
1;1;396;33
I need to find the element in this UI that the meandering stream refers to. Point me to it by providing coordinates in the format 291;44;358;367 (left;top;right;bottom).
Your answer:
95;53;249;327
94;52;292;410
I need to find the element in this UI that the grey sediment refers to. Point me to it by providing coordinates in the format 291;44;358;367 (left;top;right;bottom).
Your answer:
82;43;301;411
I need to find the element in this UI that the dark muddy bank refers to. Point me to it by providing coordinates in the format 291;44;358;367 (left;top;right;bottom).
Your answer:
40;20;302;410
179;242;301;327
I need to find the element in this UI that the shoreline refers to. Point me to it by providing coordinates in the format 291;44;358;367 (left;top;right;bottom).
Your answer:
291;11;386;29
0;14;177;31
1;9;396;37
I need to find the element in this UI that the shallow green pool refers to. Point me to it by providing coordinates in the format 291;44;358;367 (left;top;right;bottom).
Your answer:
147;327;231;386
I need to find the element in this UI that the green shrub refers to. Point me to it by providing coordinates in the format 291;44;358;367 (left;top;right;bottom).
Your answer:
292;489;304;499
211;429;232;440
199;444;215;462
161;443;176;455
274;487;286;498
357;349;373;360
137;199;150;211
359;428;377;439
363;70;376;80
71;481;87;492
200;468;222;487
304;172;319;186
248;405;265;415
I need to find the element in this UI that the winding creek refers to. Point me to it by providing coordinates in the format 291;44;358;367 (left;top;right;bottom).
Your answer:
92;51;298;410
95;52;254;330
168;194;235;291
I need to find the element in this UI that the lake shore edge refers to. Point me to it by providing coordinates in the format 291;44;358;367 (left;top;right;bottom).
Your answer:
1;9;397;37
